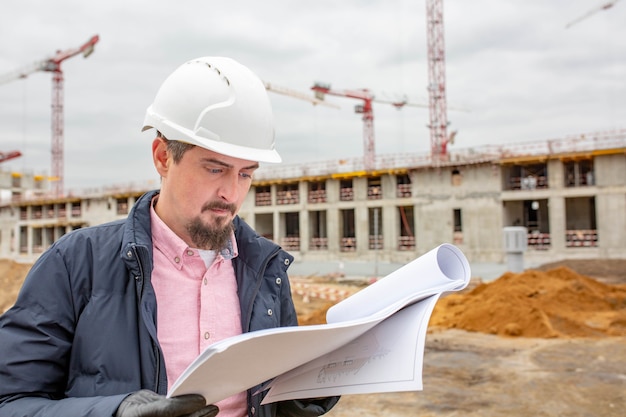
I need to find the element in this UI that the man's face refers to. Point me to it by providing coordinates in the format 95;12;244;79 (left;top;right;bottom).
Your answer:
153;138;259;249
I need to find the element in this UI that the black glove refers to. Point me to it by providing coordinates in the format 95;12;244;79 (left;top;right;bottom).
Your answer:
115;389;219;417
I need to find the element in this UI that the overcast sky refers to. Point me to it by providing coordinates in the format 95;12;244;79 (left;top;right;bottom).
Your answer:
0;0;624;191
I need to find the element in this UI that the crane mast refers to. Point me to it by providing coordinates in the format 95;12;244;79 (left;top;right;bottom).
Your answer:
426;0;449;163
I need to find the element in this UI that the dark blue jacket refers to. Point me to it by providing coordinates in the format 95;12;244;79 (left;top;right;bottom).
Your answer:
0;190;338;417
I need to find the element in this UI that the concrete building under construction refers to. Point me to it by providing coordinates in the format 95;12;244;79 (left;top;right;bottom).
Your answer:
1;129;625;267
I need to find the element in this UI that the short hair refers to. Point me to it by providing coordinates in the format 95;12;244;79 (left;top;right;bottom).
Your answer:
157;131;195;163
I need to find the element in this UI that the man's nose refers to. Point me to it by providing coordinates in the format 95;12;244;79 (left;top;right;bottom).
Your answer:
218;172;240;202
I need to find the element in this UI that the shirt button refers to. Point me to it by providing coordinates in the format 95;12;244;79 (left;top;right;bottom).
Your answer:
284;259;290;266
267;309;273;316
187;250;194;256
204;332;210;340
203;278;208;285
174;256;180;263
275;277;282;285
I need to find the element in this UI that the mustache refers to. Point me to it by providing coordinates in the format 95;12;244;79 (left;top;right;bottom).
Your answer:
201;201;237;215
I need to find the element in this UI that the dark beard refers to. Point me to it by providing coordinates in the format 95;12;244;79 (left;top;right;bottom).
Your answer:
187;217;234;250
186;201;237;250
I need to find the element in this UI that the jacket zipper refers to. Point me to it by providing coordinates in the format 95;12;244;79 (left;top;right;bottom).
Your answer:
132;244;162;393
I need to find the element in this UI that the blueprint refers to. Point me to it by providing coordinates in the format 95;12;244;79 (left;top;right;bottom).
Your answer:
167;243;471;405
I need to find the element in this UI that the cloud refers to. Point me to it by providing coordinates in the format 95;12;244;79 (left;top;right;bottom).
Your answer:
0;0;624;190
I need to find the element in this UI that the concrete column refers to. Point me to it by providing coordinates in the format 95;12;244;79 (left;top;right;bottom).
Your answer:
299;208;309;253
548;160;563;190
11;225;19;257
273;211;281;245
0;225;8;255
327;207;340;253
383;205;397;253
27;225;33;257
382;175;395;199
353;177;367;201
355;204;369;256
595;194;626;252
548;196;565;250
298;182;307;206
326;179;339;204
271;184;277;206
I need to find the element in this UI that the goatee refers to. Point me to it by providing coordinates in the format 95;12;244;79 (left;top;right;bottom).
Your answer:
187;217;234;250
186;201;237;250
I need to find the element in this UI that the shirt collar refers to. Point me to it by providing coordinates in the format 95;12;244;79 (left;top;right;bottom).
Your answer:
150;196;238;269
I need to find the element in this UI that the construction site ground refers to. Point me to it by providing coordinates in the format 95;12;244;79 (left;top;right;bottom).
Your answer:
2;258;626;417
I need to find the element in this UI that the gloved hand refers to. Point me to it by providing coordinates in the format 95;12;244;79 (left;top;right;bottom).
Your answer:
115;389;219;417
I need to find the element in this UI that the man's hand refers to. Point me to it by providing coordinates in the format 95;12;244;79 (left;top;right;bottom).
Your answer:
115;389;219;417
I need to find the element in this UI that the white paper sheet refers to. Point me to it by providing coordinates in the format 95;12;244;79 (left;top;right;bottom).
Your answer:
261;295;442;403
167;243;470;405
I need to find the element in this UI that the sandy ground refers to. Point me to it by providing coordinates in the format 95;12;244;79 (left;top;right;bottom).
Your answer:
293;259;626;417
323;329;625;417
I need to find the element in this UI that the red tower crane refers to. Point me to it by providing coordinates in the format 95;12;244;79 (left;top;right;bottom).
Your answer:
426;0;451;163
0;151;22;164
311;83;376;171
0;35;99;196
311;82;426;171
566;0;621;28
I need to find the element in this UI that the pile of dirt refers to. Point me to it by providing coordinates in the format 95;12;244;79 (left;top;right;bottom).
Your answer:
298;301;334;326
429;266;626;338
0;260;32;314
4;259;626;340
535;258;626;285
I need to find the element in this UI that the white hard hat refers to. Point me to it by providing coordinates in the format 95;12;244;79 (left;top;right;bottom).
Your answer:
142;57;281;163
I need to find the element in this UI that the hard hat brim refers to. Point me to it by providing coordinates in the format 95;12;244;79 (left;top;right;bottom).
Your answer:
142;121;282;164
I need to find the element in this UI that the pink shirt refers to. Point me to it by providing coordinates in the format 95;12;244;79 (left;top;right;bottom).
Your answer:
150;200;246;417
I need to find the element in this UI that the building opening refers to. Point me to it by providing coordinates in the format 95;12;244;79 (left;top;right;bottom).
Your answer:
340;209;356;252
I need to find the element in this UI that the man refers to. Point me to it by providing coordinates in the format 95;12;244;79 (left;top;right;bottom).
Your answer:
0;57;339;417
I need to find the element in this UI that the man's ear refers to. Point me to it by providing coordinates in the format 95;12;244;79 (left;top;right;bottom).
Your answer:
152;137;170;177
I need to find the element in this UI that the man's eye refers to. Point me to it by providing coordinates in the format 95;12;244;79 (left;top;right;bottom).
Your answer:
240;172;252;179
